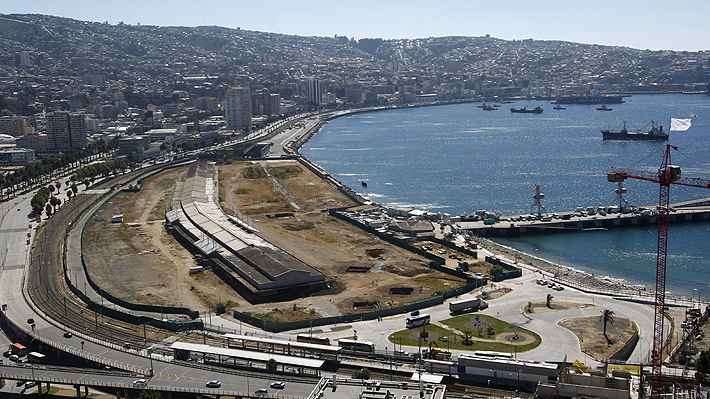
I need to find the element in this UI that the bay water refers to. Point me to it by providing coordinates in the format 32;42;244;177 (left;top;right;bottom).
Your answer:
302;94;710;298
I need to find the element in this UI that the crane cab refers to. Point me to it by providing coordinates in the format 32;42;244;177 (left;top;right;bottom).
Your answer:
607;173;626;182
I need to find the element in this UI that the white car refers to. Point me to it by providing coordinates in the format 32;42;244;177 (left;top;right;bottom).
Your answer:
133;379;148;387
206;380;222;388
270;381;286;389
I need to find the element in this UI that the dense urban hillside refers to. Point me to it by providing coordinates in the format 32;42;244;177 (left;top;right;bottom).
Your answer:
0;13;707;93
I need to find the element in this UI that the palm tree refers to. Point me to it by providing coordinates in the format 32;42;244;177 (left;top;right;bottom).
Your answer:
601;309;615;336
546;293;554;308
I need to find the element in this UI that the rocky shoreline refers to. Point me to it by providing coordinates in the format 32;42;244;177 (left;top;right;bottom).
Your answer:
476;236;643;295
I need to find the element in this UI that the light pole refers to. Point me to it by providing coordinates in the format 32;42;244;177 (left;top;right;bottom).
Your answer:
147;348;154;376
693;289;698;305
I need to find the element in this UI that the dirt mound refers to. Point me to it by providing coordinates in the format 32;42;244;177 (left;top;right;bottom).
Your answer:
279;219;315;231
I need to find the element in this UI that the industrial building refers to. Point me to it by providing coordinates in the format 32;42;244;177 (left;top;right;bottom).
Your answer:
166;161;326;303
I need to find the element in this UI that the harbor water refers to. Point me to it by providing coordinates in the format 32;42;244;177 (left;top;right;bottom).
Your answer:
302;94;710;298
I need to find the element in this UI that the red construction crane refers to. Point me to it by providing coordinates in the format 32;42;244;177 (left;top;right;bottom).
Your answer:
608;144;710;398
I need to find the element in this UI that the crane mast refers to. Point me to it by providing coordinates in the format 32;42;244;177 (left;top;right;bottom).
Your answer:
525;166;546;216
609;144;710;398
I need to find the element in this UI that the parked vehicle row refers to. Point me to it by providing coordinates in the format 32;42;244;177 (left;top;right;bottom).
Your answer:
537;279;564;291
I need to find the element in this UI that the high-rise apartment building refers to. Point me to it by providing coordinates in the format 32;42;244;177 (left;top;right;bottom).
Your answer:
251;88;272;116
307;79;323;105
224;87;251;130
46;111;87;151
19;51;30;68
0;116;28;136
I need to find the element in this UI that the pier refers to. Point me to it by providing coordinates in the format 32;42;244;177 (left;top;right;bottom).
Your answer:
459;197;710;237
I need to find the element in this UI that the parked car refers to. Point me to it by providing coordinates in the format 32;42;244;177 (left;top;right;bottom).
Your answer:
9;354;19;362
554;285;564;291
2;350;11;358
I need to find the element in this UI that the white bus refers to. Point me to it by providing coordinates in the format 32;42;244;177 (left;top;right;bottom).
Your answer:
406;314;431;328
337;339;375;352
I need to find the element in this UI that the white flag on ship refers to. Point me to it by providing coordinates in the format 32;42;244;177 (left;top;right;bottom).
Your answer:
670;118;692;131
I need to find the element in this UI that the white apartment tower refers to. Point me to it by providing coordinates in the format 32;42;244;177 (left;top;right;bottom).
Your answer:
20;51;30;68
224;87;252;130
307;79;323;104
46;111;87;151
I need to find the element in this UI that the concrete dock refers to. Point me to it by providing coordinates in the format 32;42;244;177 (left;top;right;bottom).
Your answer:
459;197;710;237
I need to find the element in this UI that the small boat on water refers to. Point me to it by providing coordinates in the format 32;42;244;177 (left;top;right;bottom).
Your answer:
553;105;566;110
361;181;368;187
601;120;669;141
510;105;543;114
500;100;513;104
597;104;613;111
482;104;497;111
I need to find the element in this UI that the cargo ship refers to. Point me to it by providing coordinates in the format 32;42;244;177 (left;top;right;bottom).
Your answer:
556;95;625;104
510;105;543;114
601;120;668;141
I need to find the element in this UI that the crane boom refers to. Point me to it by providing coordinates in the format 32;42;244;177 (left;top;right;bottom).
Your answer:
609;144;710;398
611;168;710;189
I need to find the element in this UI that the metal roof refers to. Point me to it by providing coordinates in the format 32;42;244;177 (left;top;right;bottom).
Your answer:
165;209;180;223
194;236;219;255
222;333;341;353
170;341;325;368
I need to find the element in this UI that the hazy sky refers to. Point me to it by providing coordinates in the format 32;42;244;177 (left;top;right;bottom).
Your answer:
5;0;708;51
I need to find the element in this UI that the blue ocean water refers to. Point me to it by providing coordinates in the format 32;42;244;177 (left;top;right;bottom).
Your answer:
302;94;710;297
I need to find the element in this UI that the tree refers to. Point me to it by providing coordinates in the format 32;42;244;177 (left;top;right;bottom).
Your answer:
695;350;710;385
45;203;52;216
601;309;615;336
138;391;163;399
50;196;60;213
266;358;278;375
489;264;504;279
546;293;554;308
462;330;473;344
353;367;371;381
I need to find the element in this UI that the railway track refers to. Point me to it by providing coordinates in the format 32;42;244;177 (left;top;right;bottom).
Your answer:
26;173;169;357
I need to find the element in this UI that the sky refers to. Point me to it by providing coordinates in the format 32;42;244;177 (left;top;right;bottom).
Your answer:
4;0;708;52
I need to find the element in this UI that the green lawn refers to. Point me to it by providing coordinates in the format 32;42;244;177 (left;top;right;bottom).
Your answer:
389;314;541;354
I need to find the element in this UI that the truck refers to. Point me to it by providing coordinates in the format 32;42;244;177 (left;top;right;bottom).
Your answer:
449;298;488;313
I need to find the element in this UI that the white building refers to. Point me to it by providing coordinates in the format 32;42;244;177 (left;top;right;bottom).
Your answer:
46;111;87;151
224;87;251;130
307;78;323;104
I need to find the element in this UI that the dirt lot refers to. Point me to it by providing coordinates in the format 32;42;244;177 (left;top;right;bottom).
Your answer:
82;160;467;319
217;160;467;316
559;313;637;362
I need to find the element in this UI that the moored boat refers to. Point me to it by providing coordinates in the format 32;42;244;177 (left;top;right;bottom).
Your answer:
510;105;543;114
601;120;668;141
556;95;625;104
597;104;612;111
553;105;566;110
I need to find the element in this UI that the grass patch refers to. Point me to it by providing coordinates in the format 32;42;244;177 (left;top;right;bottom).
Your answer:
389;314;541;353
243;166;267;179
267;165;302;179
234;188;250;194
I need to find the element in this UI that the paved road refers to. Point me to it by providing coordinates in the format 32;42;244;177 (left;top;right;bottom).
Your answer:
269;267;658;369
0;190;316;397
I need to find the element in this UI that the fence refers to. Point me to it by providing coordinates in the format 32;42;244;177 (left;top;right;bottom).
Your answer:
62;163;203;331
